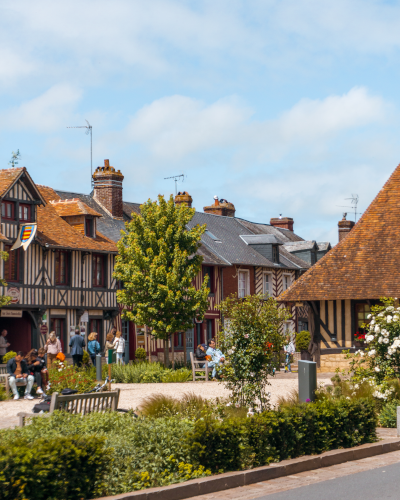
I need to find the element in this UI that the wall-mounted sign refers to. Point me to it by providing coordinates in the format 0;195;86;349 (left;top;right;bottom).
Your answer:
6;287;20;304
42;313;47;325
295;302;304;307
1;309;22;318
11;223;37;252
40;324;48;335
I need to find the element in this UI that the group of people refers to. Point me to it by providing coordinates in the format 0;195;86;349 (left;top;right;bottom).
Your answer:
6;348;49;400
195;338;225;379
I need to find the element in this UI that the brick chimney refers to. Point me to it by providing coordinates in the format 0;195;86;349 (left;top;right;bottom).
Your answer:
204;196;235;217
338;213;355;242
270;216;294;232
174;191;193;208
92;160;124;219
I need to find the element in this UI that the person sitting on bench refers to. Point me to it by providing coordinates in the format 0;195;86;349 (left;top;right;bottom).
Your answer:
206;339;225;380
7;351;35;400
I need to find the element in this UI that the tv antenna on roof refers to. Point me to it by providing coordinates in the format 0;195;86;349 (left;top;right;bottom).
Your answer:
337;194;361;222
164;174;184;195
67;120;93;188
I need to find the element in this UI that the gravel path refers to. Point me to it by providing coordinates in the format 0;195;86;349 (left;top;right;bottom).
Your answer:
0;372;334;430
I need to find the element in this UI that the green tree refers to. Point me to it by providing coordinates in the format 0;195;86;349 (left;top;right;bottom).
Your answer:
0;251;12;308
218;294;291;411
113;195;209;366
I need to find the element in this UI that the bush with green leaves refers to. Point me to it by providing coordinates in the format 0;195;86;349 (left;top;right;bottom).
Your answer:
218;294;291;411
2;351;17;363
0;435;112;500
135;347;147;360
295;330;311;351
379;399;400;428
103;361;191;383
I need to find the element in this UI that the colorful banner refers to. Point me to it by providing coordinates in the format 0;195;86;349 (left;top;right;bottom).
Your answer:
11;223;37;251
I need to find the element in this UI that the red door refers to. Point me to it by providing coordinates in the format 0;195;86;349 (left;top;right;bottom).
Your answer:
0;312;32;354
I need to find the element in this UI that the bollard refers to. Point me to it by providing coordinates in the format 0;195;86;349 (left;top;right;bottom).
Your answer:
298;360;317;403
96;354;102;381
397;407;400;437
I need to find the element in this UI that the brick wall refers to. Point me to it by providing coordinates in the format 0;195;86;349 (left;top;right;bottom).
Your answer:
93;160;124;218
222;265;255;299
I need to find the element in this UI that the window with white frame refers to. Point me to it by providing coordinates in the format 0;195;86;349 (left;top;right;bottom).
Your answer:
282;273;292;291
263;272;273;297
238;270;249;298
283;321;293;337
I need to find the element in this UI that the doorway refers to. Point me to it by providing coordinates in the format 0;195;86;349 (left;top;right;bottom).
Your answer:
50;317;66;352
0;311;32;354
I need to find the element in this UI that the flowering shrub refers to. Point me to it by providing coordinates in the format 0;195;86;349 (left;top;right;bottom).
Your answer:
48;361;96;394
218;294;291;411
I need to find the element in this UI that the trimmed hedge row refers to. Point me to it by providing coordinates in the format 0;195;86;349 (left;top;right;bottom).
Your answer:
0;398;377;499
188;398;377;471
0;436;112;500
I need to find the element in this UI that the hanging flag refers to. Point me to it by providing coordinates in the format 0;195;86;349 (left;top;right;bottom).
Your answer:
11;223;37;251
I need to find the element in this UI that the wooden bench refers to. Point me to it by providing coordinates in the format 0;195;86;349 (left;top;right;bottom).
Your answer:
0;364;28;397
190;352;210;381
17;389;120;427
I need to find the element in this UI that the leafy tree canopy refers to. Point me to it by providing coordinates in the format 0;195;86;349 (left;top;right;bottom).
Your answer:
113;195;209;363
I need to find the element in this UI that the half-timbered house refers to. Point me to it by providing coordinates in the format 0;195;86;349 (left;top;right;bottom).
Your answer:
278;162;400;372
0;167;117;355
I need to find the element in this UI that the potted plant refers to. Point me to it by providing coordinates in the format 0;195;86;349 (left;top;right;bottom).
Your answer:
295;330;312;360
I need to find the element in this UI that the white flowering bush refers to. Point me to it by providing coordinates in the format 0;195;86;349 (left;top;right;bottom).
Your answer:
346;298;400;402
218;294;290;411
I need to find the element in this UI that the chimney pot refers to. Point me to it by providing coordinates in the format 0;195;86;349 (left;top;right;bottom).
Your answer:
204;197;235;217
338;216;355;242
270;217;294;232
174;191;193;208
92;159;124;218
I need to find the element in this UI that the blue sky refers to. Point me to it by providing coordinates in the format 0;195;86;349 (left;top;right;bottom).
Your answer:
1;0;400;244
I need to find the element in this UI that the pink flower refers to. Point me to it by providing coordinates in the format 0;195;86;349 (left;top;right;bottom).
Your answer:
244;334;249;339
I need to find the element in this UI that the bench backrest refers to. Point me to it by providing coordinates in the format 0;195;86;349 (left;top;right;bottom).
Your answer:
49;389;120;415
0;365;7;374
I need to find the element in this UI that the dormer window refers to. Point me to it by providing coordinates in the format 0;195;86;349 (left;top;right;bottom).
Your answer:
1;201;15;220
272;245;279;263
85;218;94;238
19;204;31;222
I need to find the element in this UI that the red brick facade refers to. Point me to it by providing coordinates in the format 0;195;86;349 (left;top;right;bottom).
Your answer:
222;265;255;299
93;159;124;218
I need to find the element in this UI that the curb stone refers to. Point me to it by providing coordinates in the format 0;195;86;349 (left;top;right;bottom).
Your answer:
96;438;400;500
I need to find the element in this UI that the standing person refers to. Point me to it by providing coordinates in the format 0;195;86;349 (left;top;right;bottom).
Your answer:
104;332;115;364
113;331;125;364
87;332;101;366
6;351;34;400
45;332;62;369
284;336;295;373
25;349;46;395
0;329;10;364
206;339;225;380
37;347;49;390
69;328;86;367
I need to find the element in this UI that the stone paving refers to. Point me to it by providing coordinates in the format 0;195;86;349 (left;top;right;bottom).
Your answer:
188;429;400;500
0;371;334;430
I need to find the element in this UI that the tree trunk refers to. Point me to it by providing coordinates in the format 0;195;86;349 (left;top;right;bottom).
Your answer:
171;332;175;369
164;337;169;367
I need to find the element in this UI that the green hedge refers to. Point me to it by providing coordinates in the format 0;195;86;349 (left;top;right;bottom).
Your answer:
0;435;112;500
187;398;377;471
0;398;377;498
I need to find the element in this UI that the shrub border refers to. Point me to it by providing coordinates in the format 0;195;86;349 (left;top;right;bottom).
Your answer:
97;438;400;500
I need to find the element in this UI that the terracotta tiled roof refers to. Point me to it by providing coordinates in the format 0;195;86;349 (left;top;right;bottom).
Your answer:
36;185;117;252
0;168;24;198
279;163;400;301
49;198;102;217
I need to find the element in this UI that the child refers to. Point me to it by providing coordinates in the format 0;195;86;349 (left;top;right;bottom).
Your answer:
284;337;295;373
38;348;49;391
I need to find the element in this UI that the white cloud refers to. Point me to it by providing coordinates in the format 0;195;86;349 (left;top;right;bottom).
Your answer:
125;87;387;162
1;84;82;132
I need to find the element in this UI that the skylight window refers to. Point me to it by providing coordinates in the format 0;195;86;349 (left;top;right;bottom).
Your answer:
205;230;221;242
